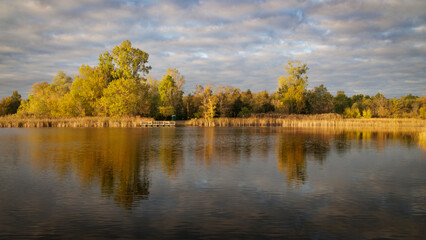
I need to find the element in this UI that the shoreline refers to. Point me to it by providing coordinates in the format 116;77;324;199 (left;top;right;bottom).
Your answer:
0;116;154;128
185;117;426;130
0;116;424;130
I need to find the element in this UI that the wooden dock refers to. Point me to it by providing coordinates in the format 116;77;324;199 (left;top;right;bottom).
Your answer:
140;121;176;127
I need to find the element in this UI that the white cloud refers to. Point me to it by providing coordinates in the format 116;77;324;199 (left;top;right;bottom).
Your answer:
0;0;425;98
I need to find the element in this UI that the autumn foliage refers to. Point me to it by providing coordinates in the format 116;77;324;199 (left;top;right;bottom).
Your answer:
0;40;425;119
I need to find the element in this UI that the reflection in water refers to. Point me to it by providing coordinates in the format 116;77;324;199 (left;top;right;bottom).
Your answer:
159;128;183;177
195;127;216;166
276;129;331;186
25;127;424;208
277;131;307;186
276;128;424;187
417;130;426;151
333;129;424;154
194;128;274;168
0;127;425;239
27;129;152;209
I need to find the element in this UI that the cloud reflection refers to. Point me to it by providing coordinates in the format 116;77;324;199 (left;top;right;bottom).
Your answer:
24;127;424;209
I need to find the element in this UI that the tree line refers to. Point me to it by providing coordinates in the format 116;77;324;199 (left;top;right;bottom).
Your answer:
1;40;425;119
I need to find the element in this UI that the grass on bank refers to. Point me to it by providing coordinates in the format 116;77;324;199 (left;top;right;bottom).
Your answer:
0;115;154;128
186;113;426;129
1;113;425;129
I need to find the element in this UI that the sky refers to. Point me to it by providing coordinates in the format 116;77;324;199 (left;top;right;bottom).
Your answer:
0;0;425;99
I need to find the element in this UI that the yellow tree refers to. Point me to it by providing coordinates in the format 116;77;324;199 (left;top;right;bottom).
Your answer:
95;40;151;116
166;68;185;91
158;75;176;119
157;69;186;119
97;78;145;117
201;84;217;120
109;40;151;80
18;71;72;117
277;60;309;114
69;65;108;116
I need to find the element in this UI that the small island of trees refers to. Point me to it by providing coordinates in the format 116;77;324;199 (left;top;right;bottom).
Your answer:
1;40;425;123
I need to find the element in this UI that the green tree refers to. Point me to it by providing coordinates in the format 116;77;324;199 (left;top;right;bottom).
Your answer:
69;65;108;116
183;94;198;119
94;40;151;117
18;82;50;117
18;71;73;117
372;93;390;117
158;106;175;119
146;76;161;118
362;108;372;118
240;89;253;110
215;86;241;117
344;103;361;118
277;60;308;114
0;97;12;116
252;90;275;113
238;107;251;118
419;106;426;118
190;85;207;118
98;52;115;83
306;84;333;114
0;91;21;116
333;91;351;114
400;94;419;117
157;69;185;119
165;68;185;119
158;75;176;107
157;75;176;119
49;71;73;117
231;96;244;117
166;68;185;91
350;94;364;105
389;97;403;117
109;40;151;80
51;71;72;94
97;78;145;117
57;92;81;117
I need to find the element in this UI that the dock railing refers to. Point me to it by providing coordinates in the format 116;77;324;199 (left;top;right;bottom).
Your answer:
140;121;176;127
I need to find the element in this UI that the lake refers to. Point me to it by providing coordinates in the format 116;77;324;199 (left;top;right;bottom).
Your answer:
0;127;425;239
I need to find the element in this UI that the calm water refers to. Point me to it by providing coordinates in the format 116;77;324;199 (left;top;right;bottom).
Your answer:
0;127;425;239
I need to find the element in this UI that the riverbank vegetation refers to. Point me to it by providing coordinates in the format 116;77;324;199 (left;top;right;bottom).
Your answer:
186;114;425;129
1;40;425;122
0;116;153;128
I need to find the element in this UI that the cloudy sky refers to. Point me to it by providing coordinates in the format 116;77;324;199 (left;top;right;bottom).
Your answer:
0;0;425;99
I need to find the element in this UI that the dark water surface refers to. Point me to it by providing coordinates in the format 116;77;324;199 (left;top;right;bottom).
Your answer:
0;127;425;239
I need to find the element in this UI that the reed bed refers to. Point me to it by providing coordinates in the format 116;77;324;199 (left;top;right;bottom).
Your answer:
1;114;424;130
187;114;426;130
0;116;154;128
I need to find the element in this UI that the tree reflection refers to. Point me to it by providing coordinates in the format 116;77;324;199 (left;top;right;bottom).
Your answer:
195;127;216;166
25;127;423;209
158;128;183;177
276;128;423;187
276;129;332;186
334;132;351;155
195;128;273;168
27;128;151;210
333;129;422;154
418;130;426;152
305;133;331;163
277;131;307;186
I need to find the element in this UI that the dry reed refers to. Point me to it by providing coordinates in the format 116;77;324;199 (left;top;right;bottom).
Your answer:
187;114;426;130
0;116;154;128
